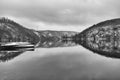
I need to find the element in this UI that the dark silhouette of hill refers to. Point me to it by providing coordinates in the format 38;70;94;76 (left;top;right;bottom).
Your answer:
0;17;40;44
73;18;120;58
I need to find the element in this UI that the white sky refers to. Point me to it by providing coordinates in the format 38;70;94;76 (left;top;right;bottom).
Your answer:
0;0;120;31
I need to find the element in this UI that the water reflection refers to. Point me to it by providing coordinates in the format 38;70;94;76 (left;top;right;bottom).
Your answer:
74;18;120;58
37;38;77;48
1;18;120;79
1;17;120;62
2;23;120;62
0;39;77;62
0;51;24;62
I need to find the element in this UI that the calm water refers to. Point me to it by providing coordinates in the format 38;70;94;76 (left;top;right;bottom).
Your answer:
0;46;120;80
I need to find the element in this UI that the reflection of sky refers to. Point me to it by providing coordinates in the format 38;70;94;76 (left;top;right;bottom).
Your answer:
0;46;120;80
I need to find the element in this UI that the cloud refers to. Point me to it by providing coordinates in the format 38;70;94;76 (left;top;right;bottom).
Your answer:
1;0;120;26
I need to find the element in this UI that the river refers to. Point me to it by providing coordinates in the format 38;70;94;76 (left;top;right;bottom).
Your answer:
0;45;120;80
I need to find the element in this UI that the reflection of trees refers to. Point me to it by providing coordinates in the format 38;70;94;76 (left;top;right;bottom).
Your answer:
73;20;120;58
0;51;24;62
37;34;77;48
0;35;78;62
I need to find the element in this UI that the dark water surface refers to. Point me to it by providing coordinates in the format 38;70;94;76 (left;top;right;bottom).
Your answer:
0;46;120;80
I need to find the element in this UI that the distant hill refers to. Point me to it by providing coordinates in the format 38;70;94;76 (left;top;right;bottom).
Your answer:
35;30;78;48
38;30;77;38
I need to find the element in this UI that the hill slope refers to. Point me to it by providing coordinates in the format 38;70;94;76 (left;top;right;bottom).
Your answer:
0;17;78;47
0;17;40;45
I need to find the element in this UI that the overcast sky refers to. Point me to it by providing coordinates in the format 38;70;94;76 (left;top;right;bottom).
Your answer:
1;0;120;31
